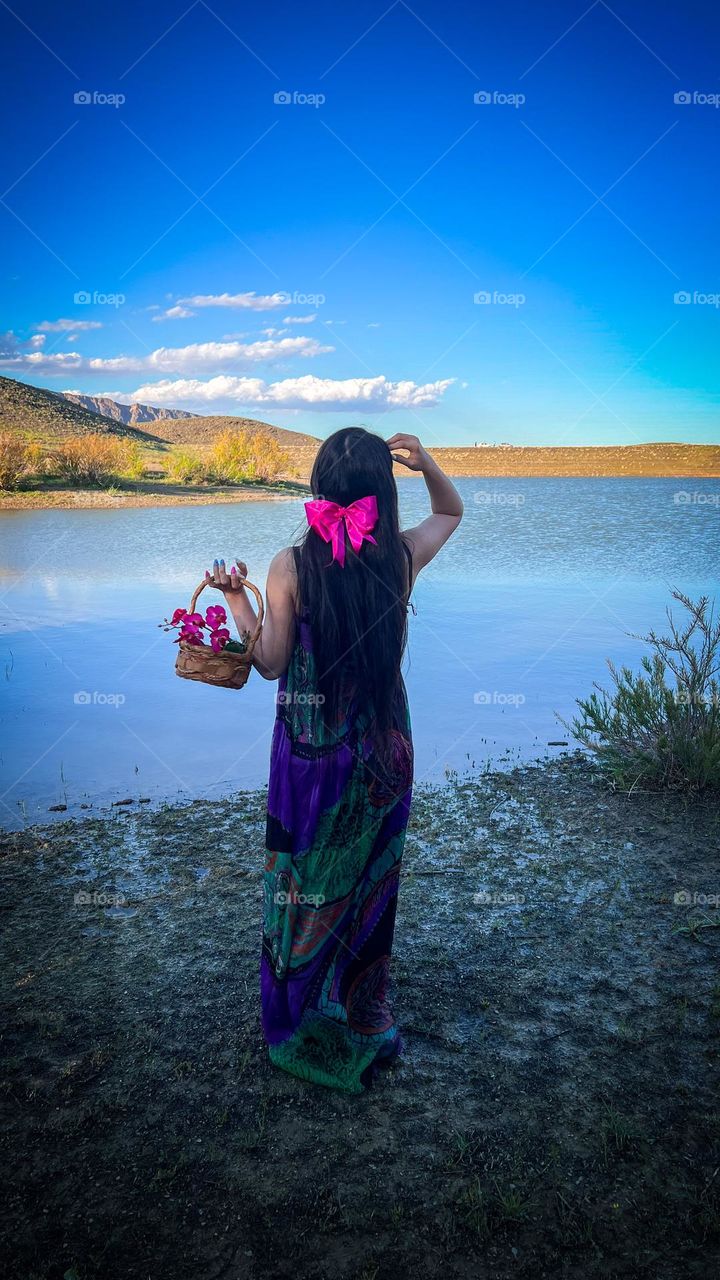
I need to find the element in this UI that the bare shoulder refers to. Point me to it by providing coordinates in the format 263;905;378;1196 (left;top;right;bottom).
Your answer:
269;546;297;577
266;546;299;606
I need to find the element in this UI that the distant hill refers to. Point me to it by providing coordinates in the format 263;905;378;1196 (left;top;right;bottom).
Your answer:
61;392;195;426
0;377;319;452
154;415;320;449
0;375;154;441
427;443;720;478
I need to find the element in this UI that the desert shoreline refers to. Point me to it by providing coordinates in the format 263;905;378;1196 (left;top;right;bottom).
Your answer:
0;486;309;511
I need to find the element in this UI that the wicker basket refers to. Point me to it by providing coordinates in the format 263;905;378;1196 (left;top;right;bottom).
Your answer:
175;570;264;690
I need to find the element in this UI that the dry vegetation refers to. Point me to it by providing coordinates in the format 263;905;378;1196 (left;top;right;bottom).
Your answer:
0;432;42;489
0;423;296;499
0;376;307;502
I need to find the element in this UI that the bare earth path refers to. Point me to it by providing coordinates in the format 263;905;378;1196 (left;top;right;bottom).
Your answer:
1;756;719;1279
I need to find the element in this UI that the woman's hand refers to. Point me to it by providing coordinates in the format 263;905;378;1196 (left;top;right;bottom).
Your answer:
204;558;248;593
387;433;432;472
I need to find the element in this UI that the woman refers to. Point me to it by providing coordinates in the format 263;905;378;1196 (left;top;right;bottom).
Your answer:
206;429;463;1092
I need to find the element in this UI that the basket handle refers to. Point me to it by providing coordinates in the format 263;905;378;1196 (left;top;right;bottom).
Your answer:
188;564;265;656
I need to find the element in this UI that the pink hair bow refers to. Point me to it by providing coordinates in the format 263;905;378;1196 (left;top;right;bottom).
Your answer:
304;495;379;567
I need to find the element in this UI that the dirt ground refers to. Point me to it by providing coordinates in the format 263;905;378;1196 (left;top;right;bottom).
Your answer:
1;755;719;1280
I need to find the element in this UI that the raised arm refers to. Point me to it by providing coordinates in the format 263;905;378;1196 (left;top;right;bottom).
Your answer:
387;433;463;580
204;549;297;680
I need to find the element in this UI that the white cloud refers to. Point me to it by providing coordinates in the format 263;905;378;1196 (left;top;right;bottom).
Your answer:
0;335;333;377
177;291;290;311
0;330;47;357
284;313;317;325
127;374;454;412
152;305;195;321
138;337;330;373
37;318;103;332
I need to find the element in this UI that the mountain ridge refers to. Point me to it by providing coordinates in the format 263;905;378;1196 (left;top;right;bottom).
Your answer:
61;392;195;426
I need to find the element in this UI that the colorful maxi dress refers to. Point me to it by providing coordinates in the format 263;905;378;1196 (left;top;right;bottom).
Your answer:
261;552;414;1093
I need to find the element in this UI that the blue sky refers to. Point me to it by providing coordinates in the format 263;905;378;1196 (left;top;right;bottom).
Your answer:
1;0;719;445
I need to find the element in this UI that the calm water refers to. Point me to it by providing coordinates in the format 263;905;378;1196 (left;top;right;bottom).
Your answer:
1;476;718;826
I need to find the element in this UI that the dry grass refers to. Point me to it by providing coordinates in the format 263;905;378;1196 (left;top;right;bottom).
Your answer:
51;434;144;484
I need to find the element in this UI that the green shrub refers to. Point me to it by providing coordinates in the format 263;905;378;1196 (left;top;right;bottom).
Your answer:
167;448;206;484
566;589;720;792
208;429;290;484
121;442;146;480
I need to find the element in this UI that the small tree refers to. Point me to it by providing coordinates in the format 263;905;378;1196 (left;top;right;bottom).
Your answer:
208;429;290;484
566;589;720;792
251;431;291;482
208;429;257;483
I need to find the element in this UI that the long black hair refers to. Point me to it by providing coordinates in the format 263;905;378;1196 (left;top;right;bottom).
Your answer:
297;426;409;740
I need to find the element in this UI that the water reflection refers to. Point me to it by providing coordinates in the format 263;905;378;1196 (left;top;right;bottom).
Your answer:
1;478;718;826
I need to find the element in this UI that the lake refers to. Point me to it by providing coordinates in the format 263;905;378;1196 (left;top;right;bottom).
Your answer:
1;476;718;826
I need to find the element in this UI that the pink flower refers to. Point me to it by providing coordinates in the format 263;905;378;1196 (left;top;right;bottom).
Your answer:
170;607;187;626
185;612;206;629
210;627;231;654
179;621;205;646
205;604;227;629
